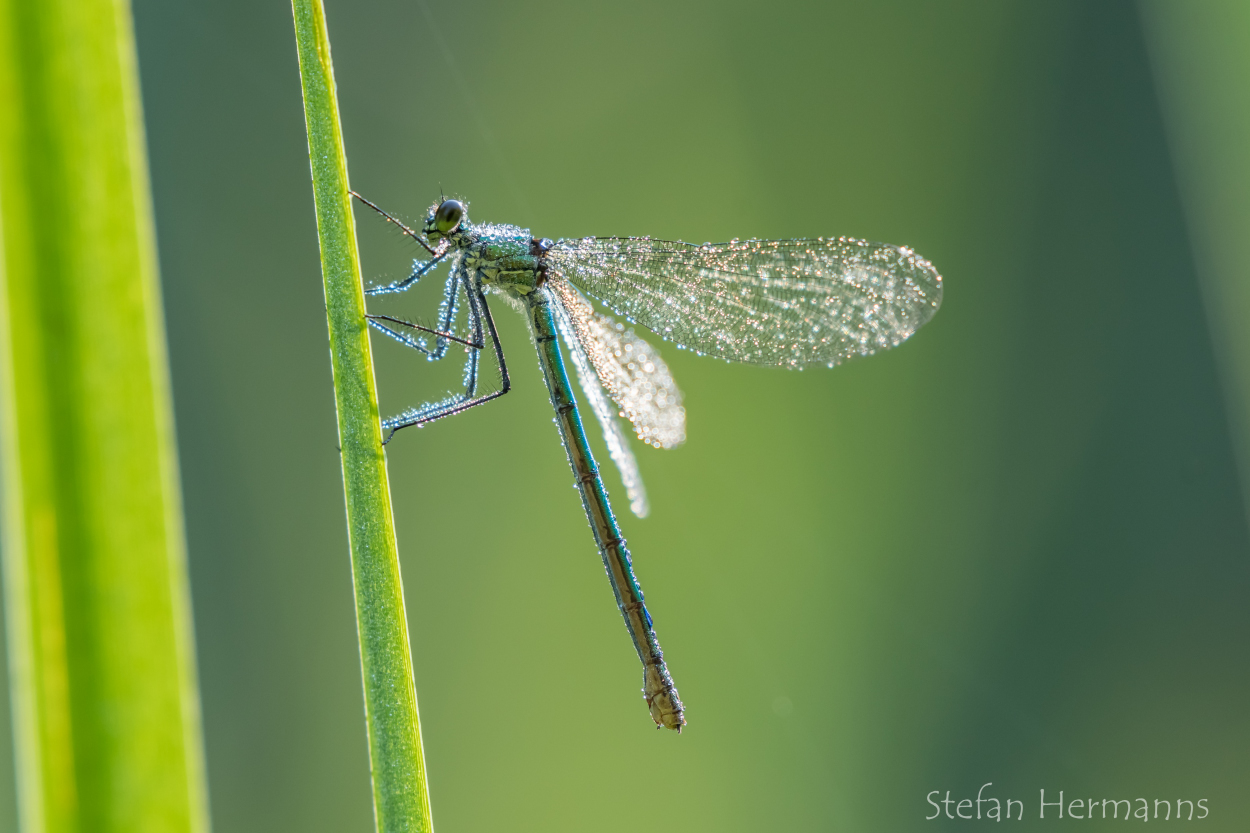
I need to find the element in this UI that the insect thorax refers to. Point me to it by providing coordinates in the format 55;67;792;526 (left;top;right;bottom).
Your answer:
458;222;543;295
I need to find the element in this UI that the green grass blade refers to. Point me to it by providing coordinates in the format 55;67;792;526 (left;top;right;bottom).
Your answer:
290;3;434;832
0;0;210;831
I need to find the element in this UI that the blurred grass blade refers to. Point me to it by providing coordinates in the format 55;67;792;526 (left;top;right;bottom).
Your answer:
1142;2;1250;519
290;3;434;832
0;0;210;831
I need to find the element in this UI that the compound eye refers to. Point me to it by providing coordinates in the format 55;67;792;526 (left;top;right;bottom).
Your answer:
434;199;465;233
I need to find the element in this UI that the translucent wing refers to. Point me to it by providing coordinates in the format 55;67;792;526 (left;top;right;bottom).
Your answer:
551;294;651;518
546;236;942;368
549;278;685;449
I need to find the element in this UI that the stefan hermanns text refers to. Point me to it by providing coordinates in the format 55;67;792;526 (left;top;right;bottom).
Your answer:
927;786;1209;821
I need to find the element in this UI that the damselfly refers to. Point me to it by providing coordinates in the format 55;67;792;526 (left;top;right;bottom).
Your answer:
354;193;943;731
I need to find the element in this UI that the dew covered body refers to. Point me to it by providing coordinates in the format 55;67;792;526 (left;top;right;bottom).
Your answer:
359;195;943;731
450;220;544;296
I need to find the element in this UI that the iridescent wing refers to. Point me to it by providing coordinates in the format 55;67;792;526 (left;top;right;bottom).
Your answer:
549;278;685;449
553;298;651;518
549;279;686;518
546;236;942;369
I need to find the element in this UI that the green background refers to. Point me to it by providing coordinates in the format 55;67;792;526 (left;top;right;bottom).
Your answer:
4;0;1248;830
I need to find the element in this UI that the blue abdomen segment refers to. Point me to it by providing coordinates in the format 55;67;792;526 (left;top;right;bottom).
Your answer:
525;285;685;731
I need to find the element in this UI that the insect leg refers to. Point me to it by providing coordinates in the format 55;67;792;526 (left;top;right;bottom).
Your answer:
379;279;512;443
460;273;485;396
350;190;439;255
365;316;480;350
364;247;451;296
366;270;467;359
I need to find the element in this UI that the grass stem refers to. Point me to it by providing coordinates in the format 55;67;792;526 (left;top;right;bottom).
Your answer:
290;3;434;831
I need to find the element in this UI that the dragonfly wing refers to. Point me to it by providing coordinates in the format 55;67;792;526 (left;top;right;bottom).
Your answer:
547;236;942;368
551;285;651;518
549;278;686;451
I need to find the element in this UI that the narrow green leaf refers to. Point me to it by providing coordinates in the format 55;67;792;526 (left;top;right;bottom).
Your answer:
0;0;210;831
290;3;434;832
